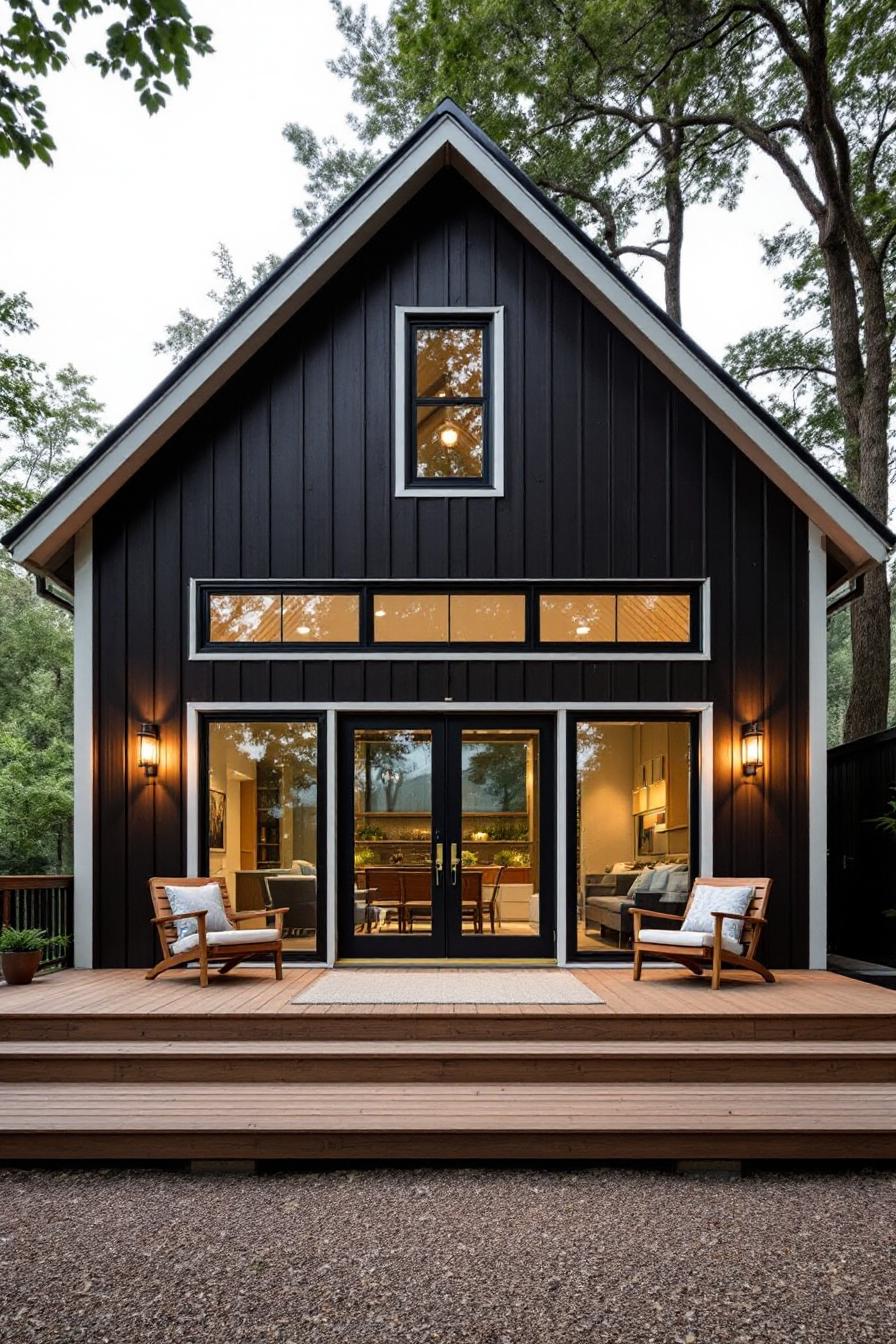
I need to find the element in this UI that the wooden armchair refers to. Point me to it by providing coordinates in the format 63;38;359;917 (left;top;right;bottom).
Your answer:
631;876;774;990
146;876;288;987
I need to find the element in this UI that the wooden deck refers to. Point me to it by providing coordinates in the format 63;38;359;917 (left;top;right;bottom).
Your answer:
1;967;894;1160
1;966;893;1039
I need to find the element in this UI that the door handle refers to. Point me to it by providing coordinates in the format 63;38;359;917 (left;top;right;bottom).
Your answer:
450;842;460;885
434;842;444;881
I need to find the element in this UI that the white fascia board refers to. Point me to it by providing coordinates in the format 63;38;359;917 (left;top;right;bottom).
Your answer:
9;113;889;572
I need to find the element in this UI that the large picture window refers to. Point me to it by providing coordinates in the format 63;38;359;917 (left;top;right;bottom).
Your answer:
204;717;325;960
570;716;694;959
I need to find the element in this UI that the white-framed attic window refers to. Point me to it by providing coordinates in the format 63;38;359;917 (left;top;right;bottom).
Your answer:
394;306;504;497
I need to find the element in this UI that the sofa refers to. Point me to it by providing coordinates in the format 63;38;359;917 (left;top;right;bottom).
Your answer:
584;861;690;945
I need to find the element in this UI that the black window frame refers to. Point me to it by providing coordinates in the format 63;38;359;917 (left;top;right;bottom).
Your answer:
195;580;704;655
566;710;701;962
406;316;494;490
200;710;328;963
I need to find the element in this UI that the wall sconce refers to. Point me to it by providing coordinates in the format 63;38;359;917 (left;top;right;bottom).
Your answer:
741;721;764;777
137;722;160;778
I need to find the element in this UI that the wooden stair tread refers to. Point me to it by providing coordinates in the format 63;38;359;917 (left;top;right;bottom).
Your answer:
3;1039;895;1057
2;1082;896;1132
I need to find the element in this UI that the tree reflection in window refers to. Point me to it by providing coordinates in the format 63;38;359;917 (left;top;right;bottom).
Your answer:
413;324;487;480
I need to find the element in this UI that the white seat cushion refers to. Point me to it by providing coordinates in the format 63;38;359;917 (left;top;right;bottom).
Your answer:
171;927;280;956
637;928;743;956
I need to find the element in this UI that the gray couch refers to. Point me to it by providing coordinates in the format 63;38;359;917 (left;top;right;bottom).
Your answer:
584;862;690;945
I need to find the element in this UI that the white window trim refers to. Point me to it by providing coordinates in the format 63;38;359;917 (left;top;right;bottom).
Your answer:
186;700;714;968
394;305;505;498
187;576;711;662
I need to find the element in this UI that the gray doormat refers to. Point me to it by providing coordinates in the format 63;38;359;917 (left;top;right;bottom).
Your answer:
292;969;603;1005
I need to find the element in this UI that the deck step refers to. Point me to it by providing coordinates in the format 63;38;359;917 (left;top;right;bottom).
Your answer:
2;1038;895;1084
3;1010;895;1043
1;1081;894;1160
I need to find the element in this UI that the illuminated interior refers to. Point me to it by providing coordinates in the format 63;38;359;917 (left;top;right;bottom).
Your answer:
352;727;540;939
413;325;486;479
575;720;691;953
206;720;320;954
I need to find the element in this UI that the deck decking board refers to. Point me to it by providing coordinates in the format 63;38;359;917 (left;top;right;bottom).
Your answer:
2;1038;893;1084
1;1082;895;1160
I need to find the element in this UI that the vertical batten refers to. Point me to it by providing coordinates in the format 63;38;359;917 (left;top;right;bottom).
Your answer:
807;523;827;968
73;522;94;968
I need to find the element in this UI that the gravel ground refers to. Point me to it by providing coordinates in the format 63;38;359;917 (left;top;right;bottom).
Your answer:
1;1164;894;1343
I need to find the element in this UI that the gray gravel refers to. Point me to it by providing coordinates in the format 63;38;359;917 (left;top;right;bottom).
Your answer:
1;1164;894;1343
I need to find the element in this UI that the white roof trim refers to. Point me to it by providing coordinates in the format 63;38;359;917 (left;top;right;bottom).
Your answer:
7;111;889;572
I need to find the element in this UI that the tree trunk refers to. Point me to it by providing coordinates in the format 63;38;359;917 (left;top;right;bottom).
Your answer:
817;225;891;739
844;561;891;740
661;125;685;325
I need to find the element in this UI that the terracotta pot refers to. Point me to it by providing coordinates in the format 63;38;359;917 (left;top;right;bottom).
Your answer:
1;950;42;986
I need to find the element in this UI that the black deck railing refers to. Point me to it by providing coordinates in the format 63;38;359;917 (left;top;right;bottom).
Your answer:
0;876;75;970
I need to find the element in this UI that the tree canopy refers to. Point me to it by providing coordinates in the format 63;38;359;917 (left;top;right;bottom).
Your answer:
1;0;213;166
285;0;896;741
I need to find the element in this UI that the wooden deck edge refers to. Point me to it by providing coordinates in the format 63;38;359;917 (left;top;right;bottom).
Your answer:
2;1131;894;1161
2;1058;895;1083
1;1014;894;1042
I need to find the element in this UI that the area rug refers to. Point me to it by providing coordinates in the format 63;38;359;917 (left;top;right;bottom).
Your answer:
291;969;603;1005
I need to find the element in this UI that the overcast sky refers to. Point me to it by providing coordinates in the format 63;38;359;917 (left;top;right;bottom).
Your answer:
2;0;801;427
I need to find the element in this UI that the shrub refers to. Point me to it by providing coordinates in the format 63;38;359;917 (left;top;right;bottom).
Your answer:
0;926;69;954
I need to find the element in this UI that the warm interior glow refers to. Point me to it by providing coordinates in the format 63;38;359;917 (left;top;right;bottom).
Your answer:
439;425;459;448
577;720;691;955
206;719;320;954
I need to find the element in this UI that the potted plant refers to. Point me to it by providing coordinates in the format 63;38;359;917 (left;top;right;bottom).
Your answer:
0;927;69;986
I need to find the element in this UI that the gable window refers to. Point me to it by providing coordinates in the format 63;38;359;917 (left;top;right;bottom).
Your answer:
395;307;504;497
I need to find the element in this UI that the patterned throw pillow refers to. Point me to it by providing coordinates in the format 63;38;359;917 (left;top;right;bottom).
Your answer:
164;882;233;941
660;868;690;903
628;868;655;896
681;883;754;944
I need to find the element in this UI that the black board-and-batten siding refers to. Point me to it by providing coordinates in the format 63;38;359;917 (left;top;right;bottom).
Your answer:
92;169;810;970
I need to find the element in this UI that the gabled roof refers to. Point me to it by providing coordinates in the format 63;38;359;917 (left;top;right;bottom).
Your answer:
5;99;892;582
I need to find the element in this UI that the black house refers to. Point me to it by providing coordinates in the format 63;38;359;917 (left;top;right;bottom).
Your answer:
5;103;892;972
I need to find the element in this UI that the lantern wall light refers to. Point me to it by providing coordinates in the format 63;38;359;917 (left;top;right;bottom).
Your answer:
137;722;160;778
741;721;764;777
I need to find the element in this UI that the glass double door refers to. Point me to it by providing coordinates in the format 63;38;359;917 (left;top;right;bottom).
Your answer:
339;714;555;959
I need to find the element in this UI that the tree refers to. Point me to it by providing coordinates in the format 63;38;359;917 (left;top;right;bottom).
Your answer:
286;0;749;325
464;742;527;812
0;290;107;523
0;292;106;874
302;0;895;740
0;559;74;872
1;0;213;166
153;243;280;364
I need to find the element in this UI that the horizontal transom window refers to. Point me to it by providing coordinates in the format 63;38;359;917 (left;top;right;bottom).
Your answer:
539;592;691;644
197;583;703;655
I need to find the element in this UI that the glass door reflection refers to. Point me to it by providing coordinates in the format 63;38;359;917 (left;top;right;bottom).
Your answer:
351;726;443;950
456;728;541;942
